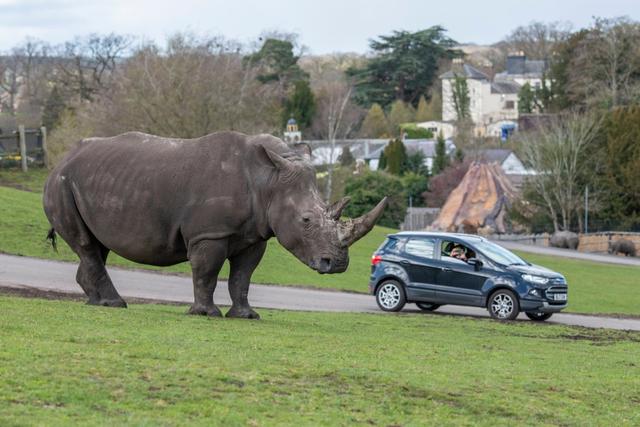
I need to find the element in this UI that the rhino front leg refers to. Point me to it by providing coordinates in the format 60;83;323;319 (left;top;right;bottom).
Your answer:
187;239;227;317
226;241;267;320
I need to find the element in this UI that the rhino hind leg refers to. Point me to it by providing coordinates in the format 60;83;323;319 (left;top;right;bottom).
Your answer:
226;241;267;320
77;244;127;308
187;240;227;317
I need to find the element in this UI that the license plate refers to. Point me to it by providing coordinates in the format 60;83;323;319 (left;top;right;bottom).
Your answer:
553;293;567;301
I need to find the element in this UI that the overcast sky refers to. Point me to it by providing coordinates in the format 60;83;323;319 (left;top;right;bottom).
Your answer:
0;0;638;53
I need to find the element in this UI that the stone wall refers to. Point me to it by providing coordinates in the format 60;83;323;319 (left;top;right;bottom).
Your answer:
492;232;640;255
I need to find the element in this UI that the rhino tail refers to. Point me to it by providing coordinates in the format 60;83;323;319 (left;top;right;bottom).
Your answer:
46;228;58;252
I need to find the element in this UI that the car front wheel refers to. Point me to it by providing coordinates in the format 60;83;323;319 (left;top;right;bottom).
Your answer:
416;302;441;311
488;289;519;321
525;312;553;321
376;280;406;312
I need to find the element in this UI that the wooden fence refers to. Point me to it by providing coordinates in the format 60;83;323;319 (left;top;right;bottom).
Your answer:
0;126;48;171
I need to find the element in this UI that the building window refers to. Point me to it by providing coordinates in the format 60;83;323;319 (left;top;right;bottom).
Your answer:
505;100;515;110
428;127;438;132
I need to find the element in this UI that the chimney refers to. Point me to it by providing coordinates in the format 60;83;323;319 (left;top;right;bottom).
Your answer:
506;51;526;75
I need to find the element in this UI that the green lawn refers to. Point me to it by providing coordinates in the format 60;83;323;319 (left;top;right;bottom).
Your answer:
0;295;639;426
0;167;49;192
1;174;639;316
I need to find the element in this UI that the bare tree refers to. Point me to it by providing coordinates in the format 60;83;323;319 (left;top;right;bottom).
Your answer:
311;69;363;201
81;34;281;138
519;113;602;232
503;21;572;60
569;17;640;108
52;33;133;102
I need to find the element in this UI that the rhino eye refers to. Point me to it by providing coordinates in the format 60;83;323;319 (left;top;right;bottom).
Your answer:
302;216;311;223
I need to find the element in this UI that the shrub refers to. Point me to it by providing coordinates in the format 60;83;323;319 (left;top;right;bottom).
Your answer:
344;171;406;228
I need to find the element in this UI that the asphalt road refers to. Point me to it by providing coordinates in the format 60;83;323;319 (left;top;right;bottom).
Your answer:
1;253;639;331
496;241;640;266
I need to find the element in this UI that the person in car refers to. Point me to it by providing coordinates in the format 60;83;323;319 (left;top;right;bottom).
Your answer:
450;245;468;261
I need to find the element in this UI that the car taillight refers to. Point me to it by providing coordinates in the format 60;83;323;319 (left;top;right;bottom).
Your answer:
371;254;382;266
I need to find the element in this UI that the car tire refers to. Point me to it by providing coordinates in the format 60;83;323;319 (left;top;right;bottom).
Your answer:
487;289;519;321
525;312;553;321
376;280;406;312
415;302;441;311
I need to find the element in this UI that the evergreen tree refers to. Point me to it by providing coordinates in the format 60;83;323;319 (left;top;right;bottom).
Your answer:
338;145;355;166
406;150;429;175
452;75;470;120
415;95;430;122
402;172;429;207
377;149;387;171
382;138;408;175
360;103;389;138
518;82;535;114
42;86;67;131
348;26;461;108
432;131;449;174
387;100;415;137
424;90;442;121
282;80;316;130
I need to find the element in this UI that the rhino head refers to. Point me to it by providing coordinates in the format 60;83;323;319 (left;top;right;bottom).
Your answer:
263;147;387;274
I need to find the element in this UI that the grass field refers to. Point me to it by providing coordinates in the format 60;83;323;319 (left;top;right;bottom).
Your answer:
1;171;639;316
0;295;639;426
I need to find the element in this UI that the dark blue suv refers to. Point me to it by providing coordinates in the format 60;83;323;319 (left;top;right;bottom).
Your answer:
369;232;568;321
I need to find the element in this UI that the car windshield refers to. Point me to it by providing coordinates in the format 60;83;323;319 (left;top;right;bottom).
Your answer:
473;241;528;266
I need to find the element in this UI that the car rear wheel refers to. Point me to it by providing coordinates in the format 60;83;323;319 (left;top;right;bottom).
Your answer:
488;289;519;321
525;312;553;321
376;280;406;312
415;302;441;311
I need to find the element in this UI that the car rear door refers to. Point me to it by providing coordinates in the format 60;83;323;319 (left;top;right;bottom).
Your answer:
401;237;441;301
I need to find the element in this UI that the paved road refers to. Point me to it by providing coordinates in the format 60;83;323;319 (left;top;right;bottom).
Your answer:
495;241;640;266
1;253;639;331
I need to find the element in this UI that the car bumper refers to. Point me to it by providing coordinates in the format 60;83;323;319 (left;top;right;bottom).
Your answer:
520;299;567;313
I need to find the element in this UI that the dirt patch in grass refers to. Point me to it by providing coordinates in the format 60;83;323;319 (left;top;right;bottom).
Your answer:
0;285;189;307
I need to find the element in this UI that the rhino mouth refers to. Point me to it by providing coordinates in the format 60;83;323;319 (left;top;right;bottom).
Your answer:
310;256;348;274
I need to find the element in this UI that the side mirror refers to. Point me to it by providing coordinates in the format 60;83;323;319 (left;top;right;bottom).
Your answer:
467;257;483;271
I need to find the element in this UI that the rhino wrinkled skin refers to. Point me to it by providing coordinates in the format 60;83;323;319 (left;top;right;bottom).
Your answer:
43;131;387;319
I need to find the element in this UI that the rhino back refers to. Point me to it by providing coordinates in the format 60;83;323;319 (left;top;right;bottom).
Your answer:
47;131;271;264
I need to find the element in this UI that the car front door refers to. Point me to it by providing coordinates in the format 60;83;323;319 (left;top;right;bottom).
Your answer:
434;241;492;306
401;237;442;302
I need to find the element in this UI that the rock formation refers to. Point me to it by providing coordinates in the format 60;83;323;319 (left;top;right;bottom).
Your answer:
430;162;517;234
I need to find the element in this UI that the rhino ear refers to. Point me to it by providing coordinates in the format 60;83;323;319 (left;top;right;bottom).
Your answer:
292;143;312;161
262;146;294;171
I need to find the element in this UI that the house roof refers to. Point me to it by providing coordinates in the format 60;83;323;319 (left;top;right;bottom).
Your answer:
365;139;456;160
506;59;546;75
490;81;521;94
440;63;489;80
471;149;513;164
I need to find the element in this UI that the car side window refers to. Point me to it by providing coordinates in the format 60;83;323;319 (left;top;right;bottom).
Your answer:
404;238;436;259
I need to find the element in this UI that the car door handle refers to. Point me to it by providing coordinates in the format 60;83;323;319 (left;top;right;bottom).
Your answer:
400;260;411;265
441;267;452;272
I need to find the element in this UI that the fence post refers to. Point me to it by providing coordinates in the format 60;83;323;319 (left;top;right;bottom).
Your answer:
18;125;27;173
40;126;48;168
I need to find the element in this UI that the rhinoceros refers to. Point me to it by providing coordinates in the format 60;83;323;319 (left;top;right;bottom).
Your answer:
608;238;636;257
43;131;387;319
549;231;579;250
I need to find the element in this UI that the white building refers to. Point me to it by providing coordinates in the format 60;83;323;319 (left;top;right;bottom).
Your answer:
415;121;456;139
440;54;546;137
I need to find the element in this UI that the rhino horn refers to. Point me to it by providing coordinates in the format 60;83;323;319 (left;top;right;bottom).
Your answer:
327;197;351;221
338;197;388;247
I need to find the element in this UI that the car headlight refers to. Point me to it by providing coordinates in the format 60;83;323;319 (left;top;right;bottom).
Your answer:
522;274;549;285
